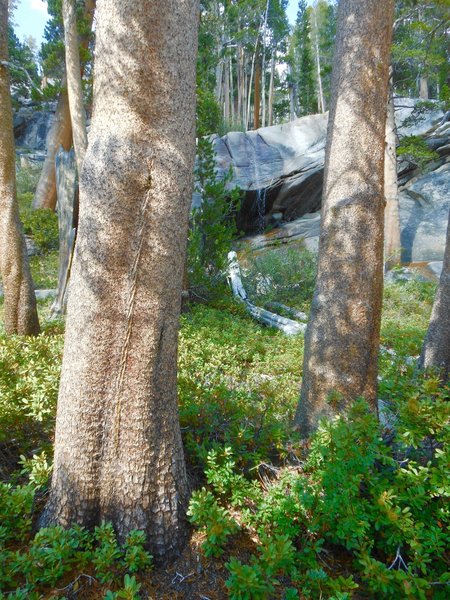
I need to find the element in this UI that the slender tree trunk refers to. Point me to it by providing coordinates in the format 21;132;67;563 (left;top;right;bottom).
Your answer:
237;44;242;126
33;0;95;210
418;215;450;380
268;47;275;126
295;0;394;437
224;54;230;124
62;0;88;175
0;0;40;335
313;7;326;114
229;55;235;126
384;70;401;270
254;57;261;130
41;0;199;559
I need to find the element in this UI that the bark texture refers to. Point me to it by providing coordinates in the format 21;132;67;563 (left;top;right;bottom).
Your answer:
33;0;95;210
63;0;88;175
41;0;199;559
0;0;40;335
384;73;401;270
418;215;450;379
295;0;394;436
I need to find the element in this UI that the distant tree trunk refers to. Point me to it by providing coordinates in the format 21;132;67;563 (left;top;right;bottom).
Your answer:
32;85;72;210
62;0;88;175
418;215;450;380
41;0;199;559
419;75;429;100
295;0;394;437
0;0;40;335
224;54;230;124
229;56;235;126
268;47;275;126
33;0;95;210
384;71;401;270
254;57;261;130
313;7;326;114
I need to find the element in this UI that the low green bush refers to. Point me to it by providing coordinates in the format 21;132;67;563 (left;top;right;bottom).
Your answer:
21;208;59;253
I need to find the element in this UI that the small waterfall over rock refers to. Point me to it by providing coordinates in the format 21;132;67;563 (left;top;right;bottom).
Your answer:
255;187;267;233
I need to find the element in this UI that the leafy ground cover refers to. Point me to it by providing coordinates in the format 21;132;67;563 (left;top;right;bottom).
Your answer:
0;274;448;598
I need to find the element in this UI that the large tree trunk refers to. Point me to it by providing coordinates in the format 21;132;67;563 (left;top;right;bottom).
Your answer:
41;0;199;559
384;72;401;270
62;0;88;175
418;215;450;380
33;0;95;210
0;0;40;335
295;0;394;437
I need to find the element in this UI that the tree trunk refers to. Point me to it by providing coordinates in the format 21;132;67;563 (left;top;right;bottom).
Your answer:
295;0;394;437
229;55;235;126
384;71;401;270
313;7;326;114
41;0;199;559
33;0;95;210
224;54;230;124
32;84;72;210
254;57;261;130
62;0;88;175
0;0;40;335
418;215;450;380
268;47;275;126
419;75;429;100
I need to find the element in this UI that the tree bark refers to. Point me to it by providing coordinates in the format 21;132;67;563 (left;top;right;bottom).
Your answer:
418;215;450;380
384;71;401;270
62;0;88;175
419;75;429;100
295;0;394;437
41;0;199;559
33;0;95;210
0;0;40;335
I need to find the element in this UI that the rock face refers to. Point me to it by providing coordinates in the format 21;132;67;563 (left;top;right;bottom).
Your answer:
14;106;54;151
222;98;449;264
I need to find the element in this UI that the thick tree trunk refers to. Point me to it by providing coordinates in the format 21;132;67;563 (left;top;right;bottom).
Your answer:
41;0;199;559
418;215;450;379
33;0;95;210
62;0;88;175
295;0;394;437
384;73;401;270
0;0;40;335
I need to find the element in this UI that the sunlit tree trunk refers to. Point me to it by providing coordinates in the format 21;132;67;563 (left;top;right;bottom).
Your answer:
296;0;394;437
419;75;429;100
41;0;199;559
62;0;88;175
0;0;40;335
33;0;95;210
312;6;326;113
384;71;401;270
419;216;450;380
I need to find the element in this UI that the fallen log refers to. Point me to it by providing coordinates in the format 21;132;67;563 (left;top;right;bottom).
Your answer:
227;251;305;336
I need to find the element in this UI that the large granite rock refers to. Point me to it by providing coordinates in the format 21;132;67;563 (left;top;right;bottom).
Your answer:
223;98;449;264
14;106;54;151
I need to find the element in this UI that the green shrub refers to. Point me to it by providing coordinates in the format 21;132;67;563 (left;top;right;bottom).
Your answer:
240;243;317;311
21;208;59;252
188;135;241;301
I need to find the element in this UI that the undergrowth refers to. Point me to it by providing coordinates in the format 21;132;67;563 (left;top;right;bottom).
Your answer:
0;277;447;598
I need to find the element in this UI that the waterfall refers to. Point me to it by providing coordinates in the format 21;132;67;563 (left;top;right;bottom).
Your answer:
256;187;266;233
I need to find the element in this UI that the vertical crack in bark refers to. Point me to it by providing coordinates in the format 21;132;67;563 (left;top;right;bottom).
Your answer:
113;159;153;451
